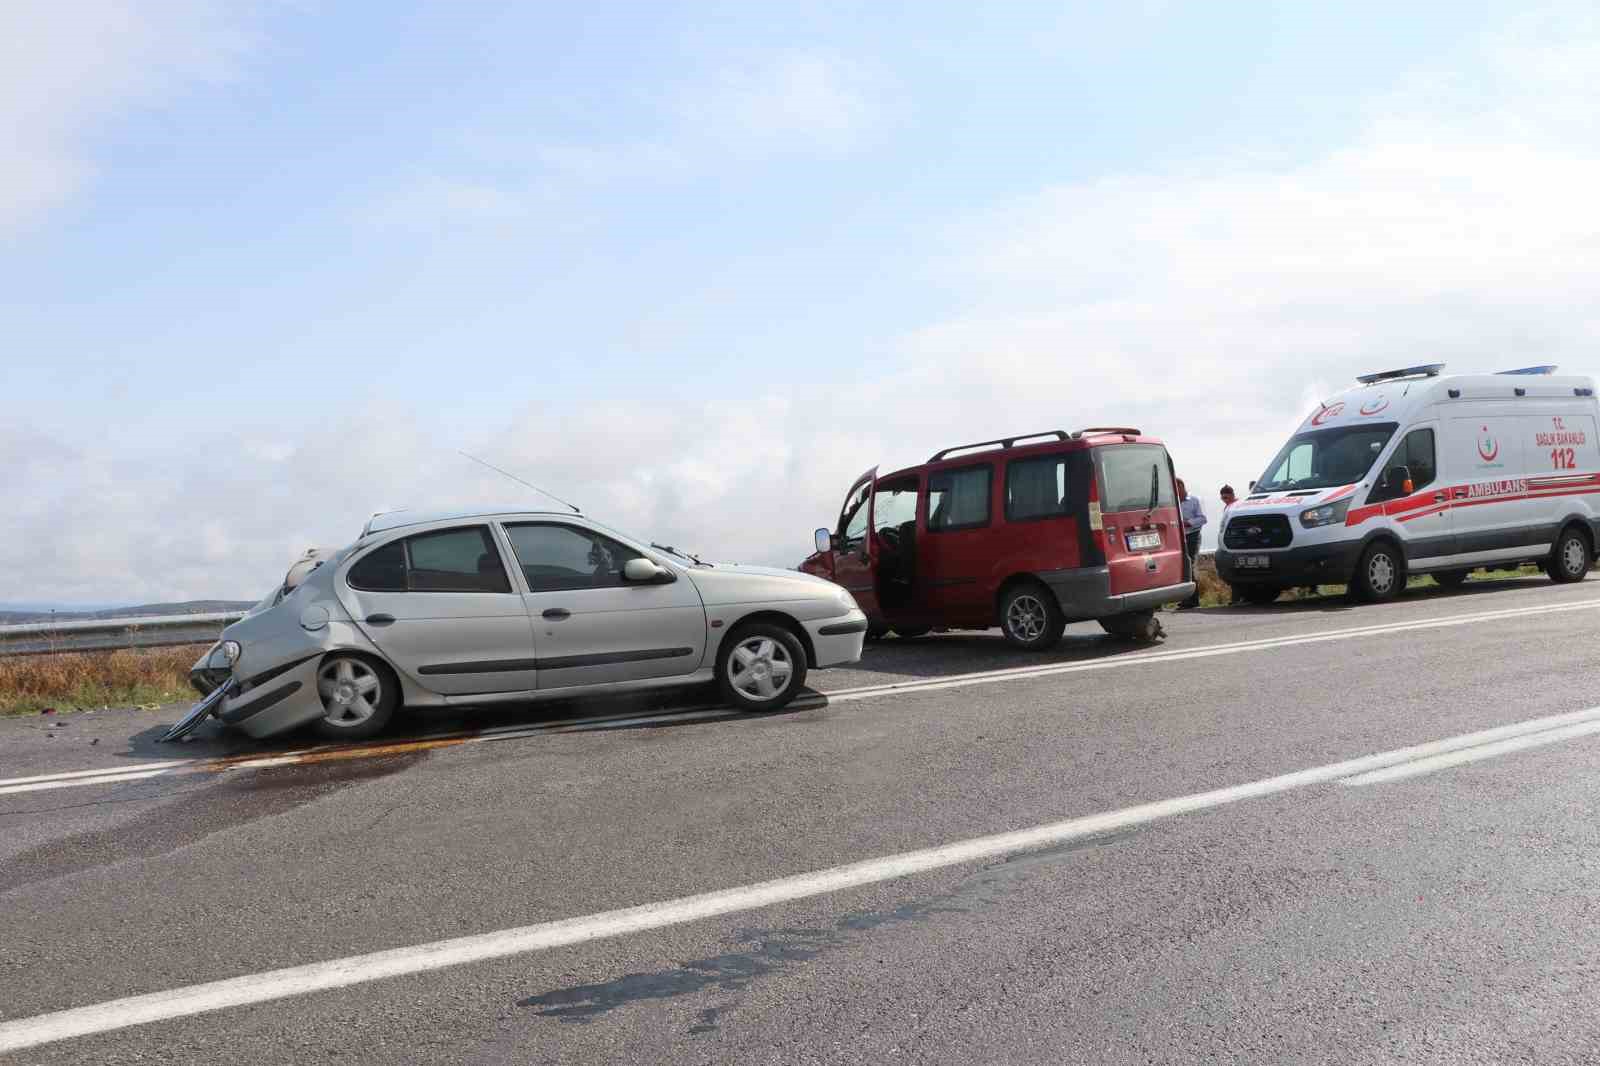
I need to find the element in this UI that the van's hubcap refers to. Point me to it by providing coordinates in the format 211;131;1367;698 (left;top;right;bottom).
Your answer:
1007;594;1048;641
1563;537;1586;575
317;658;381;725
1368;553;1397;594
730;638;792;701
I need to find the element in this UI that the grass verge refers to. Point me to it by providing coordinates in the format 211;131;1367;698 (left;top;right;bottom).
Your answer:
0;645;205;717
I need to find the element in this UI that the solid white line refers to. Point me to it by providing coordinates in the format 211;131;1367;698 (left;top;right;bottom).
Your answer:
6;701;1600;1053
0;769;175;796
1338;717;1600;786
0;759;197;789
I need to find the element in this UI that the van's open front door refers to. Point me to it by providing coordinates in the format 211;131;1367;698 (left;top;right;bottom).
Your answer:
831;467;881;622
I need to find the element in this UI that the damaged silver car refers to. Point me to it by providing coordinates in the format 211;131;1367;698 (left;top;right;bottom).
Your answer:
165;508;868;742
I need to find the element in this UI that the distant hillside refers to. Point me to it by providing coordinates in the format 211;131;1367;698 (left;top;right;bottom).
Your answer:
0;600;255;626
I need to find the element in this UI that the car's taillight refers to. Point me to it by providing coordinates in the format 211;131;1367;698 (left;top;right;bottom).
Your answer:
1087;476;1106;556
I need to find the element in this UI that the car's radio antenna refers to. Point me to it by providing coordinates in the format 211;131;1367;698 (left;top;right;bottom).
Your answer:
458;451;581;513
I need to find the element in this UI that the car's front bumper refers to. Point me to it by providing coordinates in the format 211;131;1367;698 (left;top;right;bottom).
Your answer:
1215;542;1361;586
805;608;868;667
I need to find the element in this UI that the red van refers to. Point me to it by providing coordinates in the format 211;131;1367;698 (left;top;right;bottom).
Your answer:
800;429;1194;649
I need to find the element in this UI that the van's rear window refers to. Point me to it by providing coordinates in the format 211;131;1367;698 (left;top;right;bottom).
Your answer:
1098;445;1175;513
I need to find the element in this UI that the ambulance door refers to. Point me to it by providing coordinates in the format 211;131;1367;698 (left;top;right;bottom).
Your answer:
1372;423;1452;563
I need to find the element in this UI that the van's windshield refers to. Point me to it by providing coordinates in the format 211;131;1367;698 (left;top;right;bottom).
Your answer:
1255;422;1398;492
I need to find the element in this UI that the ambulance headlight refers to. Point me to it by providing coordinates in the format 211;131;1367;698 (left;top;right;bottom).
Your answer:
1299;499;1352;528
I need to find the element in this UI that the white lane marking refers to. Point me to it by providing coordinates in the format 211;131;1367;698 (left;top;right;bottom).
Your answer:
5;594;1598;797
5;703;1600;1053
0;759;197;788
0;769;175;797
826;596;1600;704
1339;717;1600;787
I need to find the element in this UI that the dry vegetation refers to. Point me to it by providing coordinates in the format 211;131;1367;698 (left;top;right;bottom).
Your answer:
0;644;205;716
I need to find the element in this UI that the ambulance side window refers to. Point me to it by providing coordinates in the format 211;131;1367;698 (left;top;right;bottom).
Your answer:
1373;428;1435;501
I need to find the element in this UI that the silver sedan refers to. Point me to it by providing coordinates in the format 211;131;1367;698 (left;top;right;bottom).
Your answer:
171;508;867;741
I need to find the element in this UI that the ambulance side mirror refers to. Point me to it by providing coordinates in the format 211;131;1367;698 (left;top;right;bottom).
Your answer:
1383;464;1413;498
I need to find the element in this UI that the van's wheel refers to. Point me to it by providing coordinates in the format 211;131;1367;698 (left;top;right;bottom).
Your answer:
1239;584;1282;605
1433;569;1470;590
1098;610;1164;643
889;626;931;639
1353;541;1404;602
718;623;808;712
1549;527;1591;583
313;655;398;740
999;582;1066;650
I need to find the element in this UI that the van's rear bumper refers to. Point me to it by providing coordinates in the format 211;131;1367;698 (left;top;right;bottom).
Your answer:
1215;543;1360;586
1039;567;1195;620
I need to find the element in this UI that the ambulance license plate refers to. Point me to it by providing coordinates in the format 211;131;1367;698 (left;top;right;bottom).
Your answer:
1237;555;1271;569
1126;531;1162;551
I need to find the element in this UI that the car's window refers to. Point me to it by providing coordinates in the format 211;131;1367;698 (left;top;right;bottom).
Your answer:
347;540;406;592
927;465;992;531
873;480;918;533
505;523;644;592
406;527;512;593
1371;427;1436;501
1006;455;1068;521
839;481;871;550
1097;445;1176;513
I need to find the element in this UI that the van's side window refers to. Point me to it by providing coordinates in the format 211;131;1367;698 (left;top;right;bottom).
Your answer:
1373;428;1436;501
927;465;992;531
1006;456;1068;521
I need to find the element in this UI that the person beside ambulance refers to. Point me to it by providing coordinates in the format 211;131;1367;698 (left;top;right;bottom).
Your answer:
1176;478;1206;609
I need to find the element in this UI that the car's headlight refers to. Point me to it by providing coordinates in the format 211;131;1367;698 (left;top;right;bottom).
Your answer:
206;640;241;670
1300;499;1352;528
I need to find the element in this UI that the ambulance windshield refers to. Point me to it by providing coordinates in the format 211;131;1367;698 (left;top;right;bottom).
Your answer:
1255;422;1398;492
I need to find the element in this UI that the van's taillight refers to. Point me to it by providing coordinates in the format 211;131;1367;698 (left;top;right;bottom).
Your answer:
1087;477;1106;555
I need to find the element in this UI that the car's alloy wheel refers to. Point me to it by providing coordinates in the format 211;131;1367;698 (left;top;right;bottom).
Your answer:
718;623;808;712
314;655;397;739
999;582;1066;650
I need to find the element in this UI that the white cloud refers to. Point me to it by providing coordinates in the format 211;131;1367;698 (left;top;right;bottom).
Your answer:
0;0;256;231
675;51;881;155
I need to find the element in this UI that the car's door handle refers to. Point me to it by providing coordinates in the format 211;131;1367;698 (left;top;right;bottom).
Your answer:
542;608;571;620
365;614;395;626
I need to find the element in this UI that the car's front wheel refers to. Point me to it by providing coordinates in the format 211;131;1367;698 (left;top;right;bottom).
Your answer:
313;654;398;740
1098;610;1164;642
718;624;808;712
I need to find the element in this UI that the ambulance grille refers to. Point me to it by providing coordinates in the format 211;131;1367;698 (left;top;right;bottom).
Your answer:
1223;515;1293;550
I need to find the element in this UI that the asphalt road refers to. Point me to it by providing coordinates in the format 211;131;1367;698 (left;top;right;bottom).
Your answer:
3;577;1599;1064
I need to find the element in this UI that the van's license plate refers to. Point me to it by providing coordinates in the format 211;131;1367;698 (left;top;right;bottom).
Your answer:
1126;531;1162;551
1237;555;1271;569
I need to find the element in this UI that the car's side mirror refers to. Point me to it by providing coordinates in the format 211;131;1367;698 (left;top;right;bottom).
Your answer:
814;528;833;554
623;558;670;583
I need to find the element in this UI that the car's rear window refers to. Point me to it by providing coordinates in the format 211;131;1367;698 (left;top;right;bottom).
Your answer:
1097;445;1175;513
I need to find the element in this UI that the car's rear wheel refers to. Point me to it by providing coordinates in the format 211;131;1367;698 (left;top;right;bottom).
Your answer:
1238;584;1283;605
718;623;808;712
1549;526;1591;583
1353;541;1404;602
999;582;1066;650
1433;569;1470;590
1098;610;1164;642
313;654;397;740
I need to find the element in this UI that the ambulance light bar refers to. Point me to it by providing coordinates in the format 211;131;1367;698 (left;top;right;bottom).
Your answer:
1496;365;1558;375
1355;363;1445;384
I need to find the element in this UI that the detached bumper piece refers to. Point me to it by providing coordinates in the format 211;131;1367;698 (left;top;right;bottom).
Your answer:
159;681;233;743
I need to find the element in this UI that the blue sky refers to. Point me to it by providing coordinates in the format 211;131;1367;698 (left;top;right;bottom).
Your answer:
5;1;1598;603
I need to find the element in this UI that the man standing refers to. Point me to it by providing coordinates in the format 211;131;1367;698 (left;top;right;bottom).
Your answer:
1218;484;1239;604
1176;477;1205;609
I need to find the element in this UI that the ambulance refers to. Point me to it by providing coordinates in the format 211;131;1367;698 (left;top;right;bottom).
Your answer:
1215;364;1600;603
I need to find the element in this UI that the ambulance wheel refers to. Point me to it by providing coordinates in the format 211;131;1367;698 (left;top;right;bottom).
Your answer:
1353;541;1404;602
1549;527;1591;584
1239;584;1282;605
999;582;1065;650
1433;569;1470;590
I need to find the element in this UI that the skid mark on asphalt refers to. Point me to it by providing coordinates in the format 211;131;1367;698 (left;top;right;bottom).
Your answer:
517;830;1135;1032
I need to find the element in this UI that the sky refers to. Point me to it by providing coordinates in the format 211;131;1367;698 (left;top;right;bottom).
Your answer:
5;0;1600;605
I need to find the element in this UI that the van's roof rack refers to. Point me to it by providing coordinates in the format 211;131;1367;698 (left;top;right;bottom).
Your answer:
1355;363;1445;384
929;430;1069;463
1497;365;1558;375
1073;426;1142;438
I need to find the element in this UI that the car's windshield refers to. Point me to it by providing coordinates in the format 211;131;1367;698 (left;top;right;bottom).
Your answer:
1255;422;1399;492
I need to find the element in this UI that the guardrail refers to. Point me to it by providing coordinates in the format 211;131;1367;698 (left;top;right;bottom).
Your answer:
0;612;246;657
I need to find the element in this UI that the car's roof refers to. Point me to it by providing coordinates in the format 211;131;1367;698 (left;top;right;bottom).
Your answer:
876;430;1166;482
362;506;577;536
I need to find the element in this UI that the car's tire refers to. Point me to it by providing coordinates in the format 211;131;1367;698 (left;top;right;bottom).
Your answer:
1098;610;1164;643
889;626;931;639
1549;526;1591;584
1353;541;1405;602
312;654;398;740
1239;584;1283;606
999;581;1066;650
718;623;808;712
1433;569;1470;590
